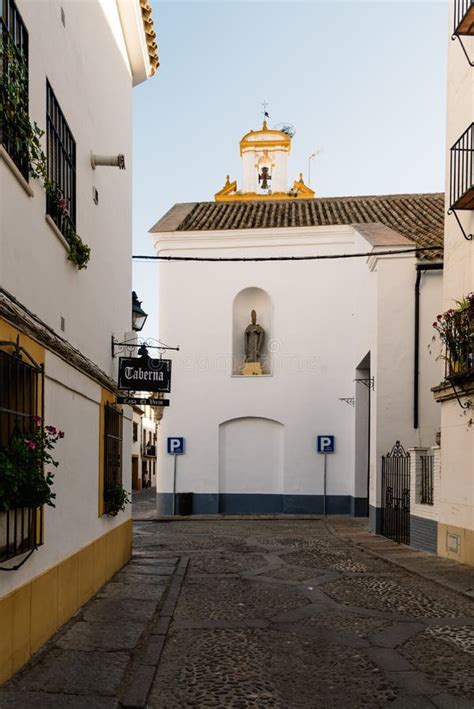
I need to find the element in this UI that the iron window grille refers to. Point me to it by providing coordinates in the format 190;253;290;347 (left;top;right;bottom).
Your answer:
0;340;44;563
103;404;123;514
46;80;76;237
448;123;474;241
420;455;434;505
0;0;29;179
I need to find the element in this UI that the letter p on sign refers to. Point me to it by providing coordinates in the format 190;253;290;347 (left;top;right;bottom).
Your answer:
317;435;335;453
167;437;185;455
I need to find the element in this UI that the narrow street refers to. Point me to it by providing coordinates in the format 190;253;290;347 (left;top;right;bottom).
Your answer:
1;490;474;708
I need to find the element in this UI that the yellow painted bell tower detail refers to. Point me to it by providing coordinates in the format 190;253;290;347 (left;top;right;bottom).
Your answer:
215;119;315;202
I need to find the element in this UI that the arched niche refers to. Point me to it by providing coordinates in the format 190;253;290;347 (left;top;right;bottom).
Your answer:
218;417;284;494
232;287;272;375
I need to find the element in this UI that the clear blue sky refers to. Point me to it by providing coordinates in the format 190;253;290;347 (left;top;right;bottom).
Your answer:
132;0;448;339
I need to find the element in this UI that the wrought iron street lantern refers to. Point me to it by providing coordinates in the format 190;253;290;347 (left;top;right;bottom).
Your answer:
132;291;148;332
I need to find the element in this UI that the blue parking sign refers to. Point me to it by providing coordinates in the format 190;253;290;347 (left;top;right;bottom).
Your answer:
317;435;335;453
167;437;185;455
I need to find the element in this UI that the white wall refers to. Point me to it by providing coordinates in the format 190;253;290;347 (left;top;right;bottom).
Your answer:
153;224;442;511
0;0;137;593
437;1;474;533
1;0;133;378
219;417;284;494
368;255;443;511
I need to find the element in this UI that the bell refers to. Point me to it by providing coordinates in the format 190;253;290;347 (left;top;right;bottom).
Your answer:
259;167;271;190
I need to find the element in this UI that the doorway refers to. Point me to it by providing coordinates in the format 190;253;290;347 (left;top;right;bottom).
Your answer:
354;353;371;516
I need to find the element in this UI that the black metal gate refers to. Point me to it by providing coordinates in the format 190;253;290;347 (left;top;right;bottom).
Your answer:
381;441;410;545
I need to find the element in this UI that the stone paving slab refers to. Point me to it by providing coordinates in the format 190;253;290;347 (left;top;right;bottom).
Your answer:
328;518;474;600
0;513;181;708
83;598;157;623
10;649;130;696
55;621;144;652
97;582;166;601
3;501;474;707
0;691;117;708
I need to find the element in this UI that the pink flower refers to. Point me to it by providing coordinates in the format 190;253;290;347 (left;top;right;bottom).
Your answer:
45;425;57;435
57;197;69;215
58;431;65;439
33;415;42;425
24;439;36;450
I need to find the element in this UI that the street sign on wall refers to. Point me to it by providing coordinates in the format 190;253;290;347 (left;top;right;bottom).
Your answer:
317;435;335;453
118;357;171;393
117;396;170;407
167;437;185;455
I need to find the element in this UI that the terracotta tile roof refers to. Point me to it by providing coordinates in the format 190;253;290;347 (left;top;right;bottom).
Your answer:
0;289;117;393
139;0;159;76
152;193;444;258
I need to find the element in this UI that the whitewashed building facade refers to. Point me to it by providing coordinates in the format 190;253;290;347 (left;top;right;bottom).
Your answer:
150;123;444;522
0;0;157;681
429;0;474;566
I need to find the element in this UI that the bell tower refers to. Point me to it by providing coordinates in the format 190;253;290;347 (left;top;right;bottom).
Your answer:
241;120;290;194
215;119;315;202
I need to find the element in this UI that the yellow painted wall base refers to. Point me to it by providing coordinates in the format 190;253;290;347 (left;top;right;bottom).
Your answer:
437;522;474;567
0;518;132;685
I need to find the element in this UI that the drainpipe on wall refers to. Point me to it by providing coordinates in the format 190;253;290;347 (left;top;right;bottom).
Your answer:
414;261;443;430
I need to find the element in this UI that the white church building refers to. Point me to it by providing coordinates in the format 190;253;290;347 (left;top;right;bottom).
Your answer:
150;121;444;530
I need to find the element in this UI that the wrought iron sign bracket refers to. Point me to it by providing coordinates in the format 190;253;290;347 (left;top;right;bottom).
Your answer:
452;33;474;67
448;378;471;411
111;336;180;359
447;209;473;242
338;397;355;407
354;377;375;391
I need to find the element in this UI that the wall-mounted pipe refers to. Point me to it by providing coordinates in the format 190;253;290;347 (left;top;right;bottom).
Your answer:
414;261;443;429
90;153;126;170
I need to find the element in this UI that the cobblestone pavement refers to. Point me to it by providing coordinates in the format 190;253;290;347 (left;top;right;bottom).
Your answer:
147;517;474;709
2;498;474;708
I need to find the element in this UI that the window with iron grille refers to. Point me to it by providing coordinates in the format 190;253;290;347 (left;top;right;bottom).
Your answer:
0;0;29;179
0;342;44;563
46;80;76;237
133;421;138;442
103;404;123;514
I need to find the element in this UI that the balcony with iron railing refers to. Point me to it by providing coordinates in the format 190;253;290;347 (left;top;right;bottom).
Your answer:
453;0;474;65
142;444;156;458
454;0;474;37
449;123;474;241
445;337;474;380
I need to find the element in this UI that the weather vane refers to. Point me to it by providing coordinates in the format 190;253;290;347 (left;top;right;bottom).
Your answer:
262;100;269;121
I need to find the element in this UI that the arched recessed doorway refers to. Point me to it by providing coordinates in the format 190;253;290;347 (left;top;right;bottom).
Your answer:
218;416;284;513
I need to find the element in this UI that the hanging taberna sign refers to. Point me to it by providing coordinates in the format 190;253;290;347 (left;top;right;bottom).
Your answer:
118;357;172;393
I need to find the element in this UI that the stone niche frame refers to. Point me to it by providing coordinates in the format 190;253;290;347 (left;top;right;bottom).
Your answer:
232;287;272;375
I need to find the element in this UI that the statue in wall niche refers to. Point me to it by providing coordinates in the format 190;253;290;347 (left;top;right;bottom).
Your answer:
242;309;265;376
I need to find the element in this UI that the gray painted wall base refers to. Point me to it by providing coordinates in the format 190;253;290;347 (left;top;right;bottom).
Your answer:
156;493;368;516
410;515;437;554
369;505;382;533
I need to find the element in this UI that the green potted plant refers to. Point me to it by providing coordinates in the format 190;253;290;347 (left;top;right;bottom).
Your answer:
0;418;64;512
105;483;131;516
432;292;474;377
0;419;64;557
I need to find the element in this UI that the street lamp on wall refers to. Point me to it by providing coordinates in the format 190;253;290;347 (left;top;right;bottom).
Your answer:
132;291;148;332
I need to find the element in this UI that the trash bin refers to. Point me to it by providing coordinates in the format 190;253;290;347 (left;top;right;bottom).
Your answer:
176;492;193;516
